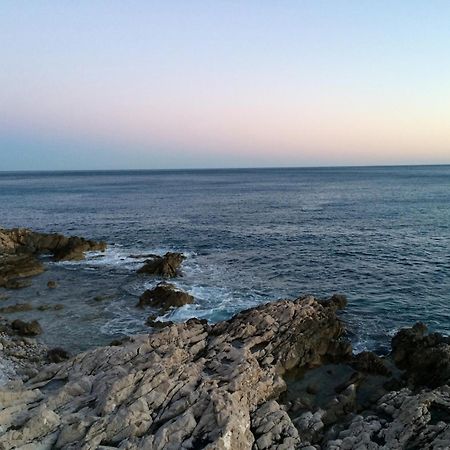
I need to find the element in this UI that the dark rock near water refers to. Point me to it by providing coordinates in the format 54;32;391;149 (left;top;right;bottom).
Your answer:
351;350;391;376
37;303;64;311
46;280;58;288
137;251;185;277
46;347;70;363
0;302;33;313
0;227;107;261
0;228;106;288
146;314;173;328
0;254;44;288
321;293;348;310
4;278;33;289
137;282;194;310
391;321;450;388
11;319;42;336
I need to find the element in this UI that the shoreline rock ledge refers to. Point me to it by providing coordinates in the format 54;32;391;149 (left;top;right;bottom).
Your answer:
1;296;450;449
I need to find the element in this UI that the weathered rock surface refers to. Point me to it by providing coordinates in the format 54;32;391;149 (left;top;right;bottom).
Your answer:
137;252;185;277
137;283;194;310
1;298;450;449
0;317;48;383
325;386;450;449
0;296;346;449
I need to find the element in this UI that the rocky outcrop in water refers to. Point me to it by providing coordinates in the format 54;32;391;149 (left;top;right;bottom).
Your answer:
137;283;194;310
137;252;185;277
0;227;107;261
1;296;450;449
0;227;106;288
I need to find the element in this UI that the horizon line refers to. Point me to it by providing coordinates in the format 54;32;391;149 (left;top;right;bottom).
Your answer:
1;162;450;174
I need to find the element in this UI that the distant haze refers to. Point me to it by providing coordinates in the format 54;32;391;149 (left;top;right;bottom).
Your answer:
1;1;449;170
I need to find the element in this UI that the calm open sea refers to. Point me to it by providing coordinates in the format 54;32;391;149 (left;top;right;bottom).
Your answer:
1;166;449;353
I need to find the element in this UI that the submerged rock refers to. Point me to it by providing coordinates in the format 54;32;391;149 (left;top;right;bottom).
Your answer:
11;319;42;336
137;282;194;310
46;280;58;289
137;252;185;277
0;302;33;313
0;254;44;288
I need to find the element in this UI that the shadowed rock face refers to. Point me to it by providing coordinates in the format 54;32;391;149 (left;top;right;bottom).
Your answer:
0;296;346;449
391;322;450;388
137;252;185;278
137;283;194;310
0;228;106;287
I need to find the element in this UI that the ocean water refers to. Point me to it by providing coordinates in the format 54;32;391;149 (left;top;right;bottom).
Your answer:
0;166;449;354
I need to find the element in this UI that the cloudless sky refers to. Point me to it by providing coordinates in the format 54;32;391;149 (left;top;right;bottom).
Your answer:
1;1;449;170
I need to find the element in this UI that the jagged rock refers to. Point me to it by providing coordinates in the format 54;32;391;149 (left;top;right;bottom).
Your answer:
251;400;302;449
11;319;42;336
391;322;450;388
325;386;450;449
0;296;345;449
137;283;194;310
0;302;33;313
137;252;185;277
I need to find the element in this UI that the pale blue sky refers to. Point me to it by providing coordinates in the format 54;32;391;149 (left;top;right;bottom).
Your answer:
1;1;449;170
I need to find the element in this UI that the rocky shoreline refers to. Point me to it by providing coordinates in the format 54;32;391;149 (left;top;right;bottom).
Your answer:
1;228;450;449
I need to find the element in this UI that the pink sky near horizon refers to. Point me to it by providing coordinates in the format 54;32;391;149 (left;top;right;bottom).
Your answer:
1;1;449;169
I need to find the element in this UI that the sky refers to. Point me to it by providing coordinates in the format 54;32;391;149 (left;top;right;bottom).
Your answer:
1;1;449;170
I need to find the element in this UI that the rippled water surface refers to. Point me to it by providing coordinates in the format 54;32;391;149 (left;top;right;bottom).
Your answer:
1;166;449;353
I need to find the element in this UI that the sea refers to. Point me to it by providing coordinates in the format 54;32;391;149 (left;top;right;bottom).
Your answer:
0;166;449;354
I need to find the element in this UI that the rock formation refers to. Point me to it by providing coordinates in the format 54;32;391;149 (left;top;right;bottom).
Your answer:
0;227;106;288
0;227;107;261
1;295;450;449
0;296;346;449
137;252;185;277
137;283;194;310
